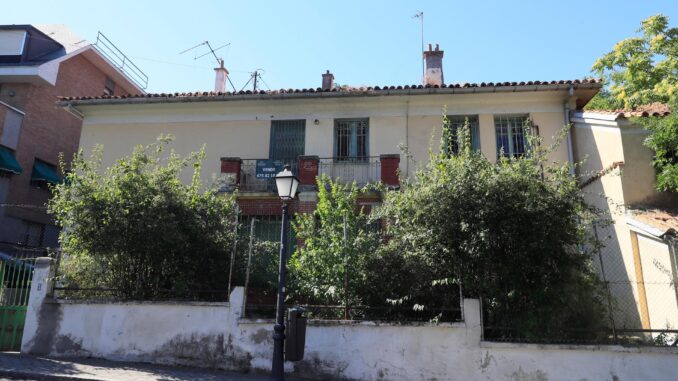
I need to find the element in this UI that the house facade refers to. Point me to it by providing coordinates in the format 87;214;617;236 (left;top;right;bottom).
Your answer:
0;25;144;251
61;74;600;241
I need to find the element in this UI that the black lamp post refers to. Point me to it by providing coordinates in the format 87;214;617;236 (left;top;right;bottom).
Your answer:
271;164;299;381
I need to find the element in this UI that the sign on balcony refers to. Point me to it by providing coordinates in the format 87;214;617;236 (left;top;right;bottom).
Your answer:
255;159;284;179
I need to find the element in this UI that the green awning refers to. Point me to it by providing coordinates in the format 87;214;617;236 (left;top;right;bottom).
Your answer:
0;145;22;174
31;160;61;184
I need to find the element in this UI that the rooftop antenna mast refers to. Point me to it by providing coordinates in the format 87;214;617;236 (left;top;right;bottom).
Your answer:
412;11;424;80
179;41;236;91
240;68;268;92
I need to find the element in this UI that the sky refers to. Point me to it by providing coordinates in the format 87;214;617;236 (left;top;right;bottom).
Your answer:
2;1;676;93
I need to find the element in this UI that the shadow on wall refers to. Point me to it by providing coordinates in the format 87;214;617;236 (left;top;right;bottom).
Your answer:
585;178;642;329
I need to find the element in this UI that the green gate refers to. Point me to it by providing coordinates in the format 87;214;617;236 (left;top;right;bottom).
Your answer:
0;252;34;351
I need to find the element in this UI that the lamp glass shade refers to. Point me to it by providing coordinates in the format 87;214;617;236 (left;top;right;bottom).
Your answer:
275;166;299;200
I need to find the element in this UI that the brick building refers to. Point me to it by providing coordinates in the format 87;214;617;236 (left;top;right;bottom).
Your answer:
0;25;145;250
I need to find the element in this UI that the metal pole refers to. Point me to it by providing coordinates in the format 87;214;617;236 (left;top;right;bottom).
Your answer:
242;218;256;316
420;12;424;80
227;210;240;295
271;202;289;381
343;212;349;320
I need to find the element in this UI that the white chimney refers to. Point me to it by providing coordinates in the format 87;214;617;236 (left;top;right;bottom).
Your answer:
423;43;444;86
214;59;229;92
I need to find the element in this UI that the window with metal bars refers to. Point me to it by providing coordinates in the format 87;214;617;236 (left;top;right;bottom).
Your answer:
494;115;533;158
240;215;296;251
443;115;481;155
334;119;369;162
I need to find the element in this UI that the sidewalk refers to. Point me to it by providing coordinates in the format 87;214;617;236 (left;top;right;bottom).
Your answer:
0;352;291;381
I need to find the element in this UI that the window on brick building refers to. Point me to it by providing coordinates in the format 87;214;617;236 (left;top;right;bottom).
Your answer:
443;115;480;155
334;119;369;162
104;77;116;96
30;159;61;190
22;221;45;247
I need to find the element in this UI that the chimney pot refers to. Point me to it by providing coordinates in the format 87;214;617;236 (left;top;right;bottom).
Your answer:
214;62;230;93
422;43;444;87
322;70;335;91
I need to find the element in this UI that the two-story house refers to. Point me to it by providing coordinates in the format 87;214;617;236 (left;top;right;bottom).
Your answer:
58;45;601;239
0;24;145;252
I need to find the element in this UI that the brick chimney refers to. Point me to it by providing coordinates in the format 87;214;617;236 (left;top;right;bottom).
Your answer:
214;59;229;92
322;70;334;90
423;43;444;86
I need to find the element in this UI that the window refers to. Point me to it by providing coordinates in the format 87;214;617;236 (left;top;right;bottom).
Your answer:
334;119;369;161
30;159;61;189
22;221;45;247
443;115;480;155
104;77;116;96
495;115;532;158
0;145;22;176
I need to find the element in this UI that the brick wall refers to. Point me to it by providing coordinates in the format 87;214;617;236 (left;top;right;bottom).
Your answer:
0;53;139;242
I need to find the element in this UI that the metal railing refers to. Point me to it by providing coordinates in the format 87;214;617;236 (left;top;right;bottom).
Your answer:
317;157;381;186
93;32;148;90
238;157;382;192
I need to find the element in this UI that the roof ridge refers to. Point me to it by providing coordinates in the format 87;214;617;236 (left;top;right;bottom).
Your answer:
58;78;602;102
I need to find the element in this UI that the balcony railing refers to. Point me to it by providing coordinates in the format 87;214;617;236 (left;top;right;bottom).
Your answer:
220;154;400;193
317;157;380;187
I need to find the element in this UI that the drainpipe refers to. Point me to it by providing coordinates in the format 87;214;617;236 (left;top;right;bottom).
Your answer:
564;86;575;174
405;100;410;177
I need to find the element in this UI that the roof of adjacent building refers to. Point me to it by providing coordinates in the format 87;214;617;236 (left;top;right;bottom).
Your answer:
585;103;671;119
627;209;678;238
57;78;602;107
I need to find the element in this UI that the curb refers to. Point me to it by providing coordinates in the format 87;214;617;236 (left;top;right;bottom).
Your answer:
0;369;102;381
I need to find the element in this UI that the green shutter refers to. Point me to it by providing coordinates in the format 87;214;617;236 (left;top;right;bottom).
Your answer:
269;120;306;162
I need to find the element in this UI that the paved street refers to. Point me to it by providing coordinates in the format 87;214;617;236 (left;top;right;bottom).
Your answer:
0;352;294;381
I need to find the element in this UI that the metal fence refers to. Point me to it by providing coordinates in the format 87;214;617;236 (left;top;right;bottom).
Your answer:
482;224;678;346
0;250;36;350
317;157;381;186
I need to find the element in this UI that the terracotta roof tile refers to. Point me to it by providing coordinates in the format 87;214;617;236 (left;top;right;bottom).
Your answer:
629;209;678;235
58;78;602;102
588;102;671;118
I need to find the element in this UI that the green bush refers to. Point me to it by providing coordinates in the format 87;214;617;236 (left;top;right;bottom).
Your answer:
49;136;239;300
375;120;609;336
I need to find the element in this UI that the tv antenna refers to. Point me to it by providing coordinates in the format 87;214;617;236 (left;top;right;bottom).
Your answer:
240;68;269;92
179;40;236;91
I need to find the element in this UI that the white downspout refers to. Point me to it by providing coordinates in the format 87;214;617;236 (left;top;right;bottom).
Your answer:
564;86;576;174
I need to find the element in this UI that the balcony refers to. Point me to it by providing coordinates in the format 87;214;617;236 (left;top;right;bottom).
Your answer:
219;155;400;193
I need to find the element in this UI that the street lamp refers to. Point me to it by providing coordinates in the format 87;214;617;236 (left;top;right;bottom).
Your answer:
271;164;299;381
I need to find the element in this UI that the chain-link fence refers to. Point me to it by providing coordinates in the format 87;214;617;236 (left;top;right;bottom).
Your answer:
482;223;678;346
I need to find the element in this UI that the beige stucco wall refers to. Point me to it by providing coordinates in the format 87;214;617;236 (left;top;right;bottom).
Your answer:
636;231;678;330
572;121;641;326
76;91;572;185
572;114;678;329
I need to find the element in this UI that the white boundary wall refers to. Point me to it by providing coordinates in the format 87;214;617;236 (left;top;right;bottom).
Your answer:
21;258;678;380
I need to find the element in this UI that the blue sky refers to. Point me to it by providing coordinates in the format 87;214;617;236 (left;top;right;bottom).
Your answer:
3;1;676;93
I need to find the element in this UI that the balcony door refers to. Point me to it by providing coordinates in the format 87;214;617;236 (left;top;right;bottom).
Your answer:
269;120;305;168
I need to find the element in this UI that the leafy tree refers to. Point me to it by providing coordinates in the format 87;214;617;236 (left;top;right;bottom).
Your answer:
289;175;381;316
376;120;608;338
49;136;239;300
589;14;678;192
